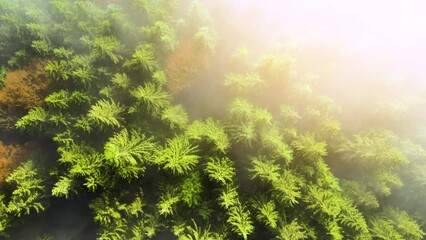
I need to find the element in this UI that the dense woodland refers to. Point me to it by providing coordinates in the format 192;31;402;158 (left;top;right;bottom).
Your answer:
0;0;425;239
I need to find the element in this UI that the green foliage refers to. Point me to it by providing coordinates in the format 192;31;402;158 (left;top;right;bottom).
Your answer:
152;70;168;86
7;50;28;68
142;20;177;52
276;220;308;240
74;116;93;133
131;213;162;239
90;194;128;239
256;54;294;84
64;148;106;192
91;36;123;64
228;121;257;147
125;45;158;72
252;198;279;229
315;159;341;191
0;194;9;235
249;156;281;183
180;172;203;207
292;133;327;162
252;108;273;126
271;170;301;205
45;60;71;81
134;0;179;22
176;219;223;240
186;118;230;153
228;98;254;120
280;105;301;125
51;176;73;198
260;126;293;163
89;190;149;239
290;82;312;102
337;129;407;171
16;107;48;131
226;98;274;147
6;161;45;217
53;47;74;59
305;185;341;218
157;185;180;216
338;199;371;239
111;73;130;89
227;203;254;240
131;83;171;116
193;27;217;53
0;66;7;87
370;208;425;240
156;136;199;175
218;185;239;210
318;117;341;138
205;156;235;185
224;72;263;93
1;1;424;239
45;90;89;109
227;98;272;127
370;171;403;197
369;218;404;240
71;64;95;88
45;90;70;109
88;99;124;129
161;104;189;129
104;129;156;169
31;39;53;55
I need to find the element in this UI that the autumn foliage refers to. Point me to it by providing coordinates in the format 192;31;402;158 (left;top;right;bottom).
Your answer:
0;59;52;130
0;141;36;185
166;39;210;93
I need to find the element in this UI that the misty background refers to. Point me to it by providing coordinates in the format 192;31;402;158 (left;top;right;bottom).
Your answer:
3;0;426;239
180;0;426;140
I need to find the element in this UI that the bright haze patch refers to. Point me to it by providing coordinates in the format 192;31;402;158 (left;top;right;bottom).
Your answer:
202;0;426;134
213;0;426;80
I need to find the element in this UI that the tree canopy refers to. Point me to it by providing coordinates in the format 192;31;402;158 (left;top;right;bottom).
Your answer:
0;0;424;239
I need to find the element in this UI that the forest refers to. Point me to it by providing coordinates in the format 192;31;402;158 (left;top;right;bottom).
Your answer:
0;0;425;239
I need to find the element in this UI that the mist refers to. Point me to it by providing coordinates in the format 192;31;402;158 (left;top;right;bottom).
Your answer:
183;0;426;134
0;0;426;239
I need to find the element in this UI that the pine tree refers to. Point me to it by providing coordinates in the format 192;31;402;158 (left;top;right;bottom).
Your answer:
51;176;74;199
205;156;235;185
249;156;281;183
186;118;230;153
104;129;156;167
227;203;254;240
155;136;199;175
252;197;279;229
15;107;48;132
88;99;124;129
6;161;45;217
275;220;308;240
193;27;217;54
45;90;71;109
224;72;262;94
131;82;171;116
292;133;327;162
124;45;158;72
176;219;223;240
0;194;9;236
161;104;189;129
91;36;123;64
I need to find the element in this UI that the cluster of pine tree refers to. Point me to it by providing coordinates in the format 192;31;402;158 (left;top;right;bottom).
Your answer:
0;0;425;239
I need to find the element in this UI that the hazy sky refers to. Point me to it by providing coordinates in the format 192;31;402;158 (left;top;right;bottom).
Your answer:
209;0;426;81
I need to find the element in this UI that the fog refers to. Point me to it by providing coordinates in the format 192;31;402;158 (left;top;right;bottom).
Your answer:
210;0;426;76
1;0;426;239
186;0;426;137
